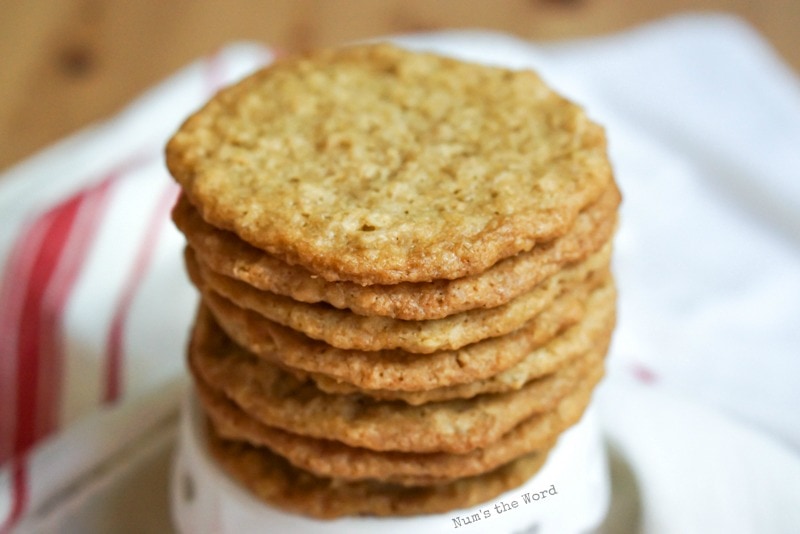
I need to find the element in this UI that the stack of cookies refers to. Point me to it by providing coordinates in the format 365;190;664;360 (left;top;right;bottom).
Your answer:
167;43;619;519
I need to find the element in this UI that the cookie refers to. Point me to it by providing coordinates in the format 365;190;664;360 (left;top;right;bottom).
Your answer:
188;307;598;454
172;184;619;320
308;312;612;404
199;273;614;393
186;242;611;353
206;427;552;519
167;43;613;285
197;356;601;485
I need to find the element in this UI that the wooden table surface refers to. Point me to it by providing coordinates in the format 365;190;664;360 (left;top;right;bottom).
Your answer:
1;0;798;172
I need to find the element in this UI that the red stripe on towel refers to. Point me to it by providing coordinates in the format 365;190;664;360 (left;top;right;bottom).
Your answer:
0;163;140;467
13;193;86;457
11;179;114;458
0;217;51;465
0;181;110;531
34;181;115;440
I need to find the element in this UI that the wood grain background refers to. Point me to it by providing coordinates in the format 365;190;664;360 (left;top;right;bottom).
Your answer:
1;0;798;172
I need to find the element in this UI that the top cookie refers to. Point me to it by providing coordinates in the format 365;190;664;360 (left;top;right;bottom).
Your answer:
167;44;612;285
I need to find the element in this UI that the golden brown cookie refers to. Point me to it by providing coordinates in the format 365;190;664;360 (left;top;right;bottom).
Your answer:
172;184;619;320
199;274;614;393
167;43;613;285
188;306;598;454
206;426;552;519
307;312;612;404
197;357;601;485
186;242;611;353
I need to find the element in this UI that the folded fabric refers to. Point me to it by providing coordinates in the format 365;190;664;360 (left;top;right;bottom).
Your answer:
0;43;273;533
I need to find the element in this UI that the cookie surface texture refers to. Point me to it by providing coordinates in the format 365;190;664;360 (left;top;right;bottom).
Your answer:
186;242;611;353
206;427;552;519
167;43;612;284
196;358;601;484
188;307;597;454
172;184;619;319
197;274;613;392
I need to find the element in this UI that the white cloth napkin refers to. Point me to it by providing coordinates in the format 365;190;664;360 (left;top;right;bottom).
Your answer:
1;13;799;533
